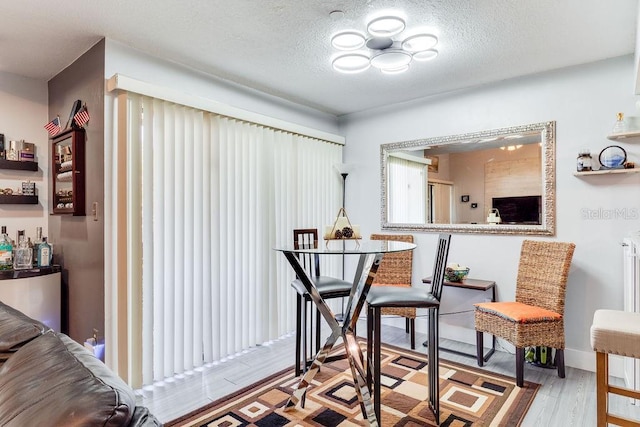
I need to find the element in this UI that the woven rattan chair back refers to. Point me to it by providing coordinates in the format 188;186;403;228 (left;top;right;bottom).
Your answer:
293;229;320;278
514;240;576;314
369;234;414;285
370;234;415;320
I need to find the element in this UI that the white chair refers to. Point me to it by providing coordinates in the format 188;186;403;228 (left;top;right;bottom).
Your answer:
591;309;640;426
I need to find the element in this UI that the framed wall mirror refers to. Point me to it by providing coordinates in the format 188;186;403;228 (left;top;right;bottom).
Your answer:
380;121;555;235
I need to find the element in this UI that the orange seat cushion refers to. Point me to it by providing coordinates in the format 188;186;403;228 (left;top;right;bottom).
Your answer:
474;301;562;323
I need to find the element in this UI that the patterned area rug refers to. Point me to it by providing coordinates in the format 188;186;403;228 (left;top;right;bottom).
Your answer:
167;343;539;426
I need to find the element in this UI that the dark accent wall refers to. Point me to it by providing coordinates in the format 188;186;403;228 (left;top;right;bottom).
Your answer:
48;39;105;343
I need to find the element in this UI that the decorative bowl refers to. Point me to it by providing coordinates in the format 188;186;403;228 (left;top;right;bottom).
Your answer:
445;265;470;282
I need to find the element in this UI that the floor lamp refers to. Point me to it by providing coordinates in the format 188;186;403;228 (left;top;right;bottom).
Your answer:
333;163;353;320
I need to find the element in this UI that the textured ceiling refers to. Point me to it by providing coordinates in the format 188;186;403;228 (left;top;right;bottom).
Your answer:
0;0;637;116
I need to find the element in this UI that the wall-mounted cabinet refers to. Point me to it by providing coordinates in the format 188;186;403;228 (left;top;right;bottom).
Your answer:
51;128;85;215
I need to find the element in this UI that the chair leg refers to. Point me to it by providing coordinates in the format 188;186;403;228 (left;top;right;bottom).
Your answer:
428;307;440;425
295;294;302;377
476;331;484;367
374;307;382;423
555;348;565;378
595;351;608;426
405;317;410;333
302;298;308;373
410;318;415;350
515;347;524;387
315;307;321;355
367;305;373;392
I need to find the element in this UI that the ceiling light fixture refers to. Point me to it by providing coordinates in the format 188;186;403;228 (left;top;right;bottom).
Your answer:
331;32;366;50
331;13;439;74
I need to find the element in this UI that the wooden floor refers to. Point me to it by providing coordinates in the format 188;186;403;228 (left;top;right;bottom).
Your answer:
136;320;640;426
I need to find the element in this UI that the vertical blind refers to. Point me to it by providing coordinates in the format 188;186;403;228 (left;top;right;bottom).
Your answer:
123;94;343;387
387;155;427;224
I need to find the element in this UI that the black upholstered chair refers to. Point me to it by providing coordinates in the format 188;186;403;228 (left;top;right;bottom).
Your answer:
366;233;451;424
290;228;352;376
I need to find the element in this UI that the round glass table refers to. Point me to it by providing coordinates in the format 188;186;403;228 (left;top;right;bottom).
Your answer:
274;239;416;426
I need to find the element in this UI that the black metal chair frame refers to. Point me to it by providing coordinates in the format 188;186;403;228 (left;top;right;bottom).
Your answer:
366;234;451;424
292;228;352;377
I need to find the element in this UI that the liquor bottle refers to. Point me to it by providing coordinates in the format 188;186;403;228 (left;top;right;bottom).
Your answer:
35;226;43;242
13;231;32;270
37;237;52;267
0;226;13;270
33;227;42;264
27;237;34;264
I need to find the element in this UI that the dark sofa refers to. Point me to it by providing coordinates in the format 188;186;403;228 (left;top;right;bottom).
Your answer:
0;301;160;426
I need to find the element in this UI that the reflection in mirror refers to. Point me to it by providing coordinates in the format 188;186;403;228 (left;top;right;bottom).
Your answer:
381;121;555;235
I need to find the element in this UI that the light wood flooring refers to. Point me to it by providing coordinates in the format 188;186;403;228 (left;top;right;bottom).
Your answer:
136;320;640;426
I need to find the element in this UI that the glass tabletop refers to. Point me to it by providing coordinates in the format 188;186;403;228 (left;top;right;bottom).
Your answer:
274;239;416;254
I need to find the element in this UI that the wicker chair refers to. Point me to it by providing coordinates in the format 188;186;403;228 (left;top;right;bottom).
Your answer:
290;229;352;377
369;233;417;349
474;240;575;387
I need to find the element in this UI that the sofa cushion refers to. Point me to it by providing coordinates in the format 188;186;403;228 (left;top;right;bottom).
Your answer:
0;300;47;352
0;332;136;427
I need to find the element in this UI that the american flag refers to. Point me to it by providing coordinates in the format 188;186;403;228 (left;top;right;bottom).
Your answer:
44;116;61;136
73;106;90;128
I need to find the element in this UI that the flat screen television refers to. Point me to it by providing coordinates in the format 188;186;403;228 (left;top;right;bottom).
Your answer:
492;195;542;225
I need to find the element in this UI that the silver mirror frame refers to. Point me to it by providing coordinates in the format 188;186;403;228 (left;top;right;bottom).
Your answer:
380;121;556;236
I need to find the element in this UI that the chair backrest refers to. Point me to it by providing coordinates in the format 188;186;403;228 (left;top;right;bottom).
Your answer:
293;228;320;277
429;234;452;300
515;240;576;314
370;234;414;285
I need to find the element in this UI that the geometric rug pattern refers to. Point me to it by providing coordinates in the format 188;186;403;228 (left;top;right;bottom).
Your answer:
167;343;539;426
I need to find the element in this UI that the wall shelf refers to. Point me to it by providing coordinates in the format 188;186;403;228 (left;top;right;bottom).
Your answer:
0;159;38;171
607;131;640;141
573;168;640;176
0;194;38;204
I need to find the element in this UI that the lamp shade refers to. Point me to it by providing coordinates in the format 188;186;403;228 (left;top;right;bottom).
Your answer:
333;163;355;175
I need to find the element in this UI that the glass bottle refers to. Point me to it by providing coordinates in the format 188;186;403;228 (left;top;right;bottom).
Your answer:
33;227;42;264
13;230;32;270
37;237;52;267
0;226;12;270
612;112;628;134
27;237;34;265
6;141;18;161
577;149;592;172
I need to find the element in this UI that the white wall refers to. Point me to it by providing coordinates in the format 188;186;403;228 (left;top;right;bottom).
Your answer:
340;55;640;372
103;39;340;135
0;71;49;241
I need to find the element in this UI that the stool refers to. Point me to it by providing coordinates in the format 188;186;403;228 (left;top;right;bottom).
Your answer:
591;309;640;426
